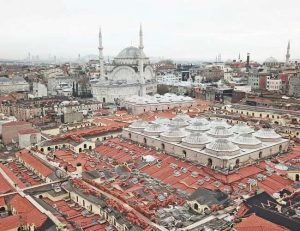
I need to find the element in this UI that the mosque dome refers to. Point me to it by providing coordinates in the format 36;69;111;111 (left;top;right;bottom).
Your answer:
230;123;254;134
174;113;191;121
207;126;233;138
231;133;262;149
206;139;240;156
253;128;282;142
129;120;149;131
182;132;211;148
160;127;187;142
264;57;278;64
115;46;146;59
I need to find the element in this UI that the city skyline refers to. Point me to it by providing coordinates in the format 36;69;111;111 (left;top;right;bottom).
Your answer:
0;0;299;61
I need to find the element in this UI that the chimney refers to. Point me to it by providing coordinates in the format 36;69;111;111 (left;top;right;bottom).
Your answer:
246;53;250;70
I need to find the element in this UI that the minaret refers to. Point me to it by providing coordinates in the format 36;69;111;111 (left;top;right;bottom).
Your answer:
139;24;144;82
286;40;290;65
98;26;104;77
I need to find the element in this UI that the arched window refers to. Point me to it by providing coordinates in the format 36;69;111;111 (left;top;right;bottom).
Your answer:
279;145;282;152
259;151;263;159
161;143;165;150
296;174;300;182
182;150;187;158
89;146;92;150
235;159;240;166
129;133;132;139
40;148;44;152
84;144;87;149
207;158;213;167
79;148;82;152
194;203;199;210
47;147;51;151
143;138;147;144
55;146;58;149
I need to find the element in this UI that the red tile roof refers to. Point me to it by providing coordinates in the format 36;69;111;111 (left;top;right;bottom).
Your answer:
10;194;48;228
0;163;26;189
18;128;40;135
235;213;288;231
2;121;31;127
0;215;20;231
0;172;14;194
16;150;53;177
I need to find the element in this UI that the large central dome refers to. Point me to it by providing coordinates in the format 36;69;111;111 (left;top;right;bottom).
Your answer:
116;46;146;59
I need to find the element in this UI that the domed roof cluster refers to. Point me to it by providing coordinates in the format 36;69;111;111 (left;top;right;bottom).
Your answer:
124;94;194;105
264;56;278;64
128;117;283;157
129;120;149;131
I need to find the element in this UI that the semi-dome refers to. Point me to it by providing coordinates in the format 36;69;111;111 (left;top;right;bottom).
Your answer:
253;128;281;142
230;123;254;134
160;127;187;142
144;124;167;136
207;126;233;138
186;121;210;132
206;139;240;156
182;132;211;148
115;46;146;59
231;133;262;149
129;120;149;131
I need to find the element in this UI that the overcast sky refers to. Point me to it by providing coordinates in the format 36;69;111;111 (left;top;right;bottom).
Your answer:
1;0;299;61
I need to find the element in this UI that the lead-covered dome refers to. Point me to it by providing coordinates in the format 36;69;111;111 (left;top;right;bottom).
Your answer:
152;117;170;125
160;127;187;142
206;139;240;156
230;123;254;134
209;119;231;129
116;46;146;59
129;120;149;131
207;126;233;138
186;121;210;132
182;132;211;148
253;128;282;142
231;133;262;149
170;117;189;127
144;123;167;136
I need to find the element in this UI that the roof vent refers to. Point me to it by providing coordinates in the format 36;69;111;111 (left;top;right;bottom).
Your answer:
214;181;221;188
198;179;204;185
173;170;181;177
191;171;199;178
204;176;210;182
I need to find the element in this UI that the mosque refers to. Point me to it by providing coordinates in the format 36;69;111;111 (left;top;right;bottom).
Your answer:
91;25;157;104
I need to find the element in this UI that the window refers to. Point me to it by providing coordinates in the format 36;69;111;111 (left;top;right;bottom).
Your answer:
182;150;187;158
161;143;165;150
129;133;132;139
207;158;213;167
79;148;82;152
84;144;87;149
194;203;199;210
235;159;240;166
89;146;92;150
279;145;282;152
143;138;147;144
259;151;263;158
296;174;300;182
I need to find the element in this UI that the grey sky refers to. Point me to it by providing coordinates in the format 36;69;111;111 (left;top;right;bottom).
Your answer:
0;0;299;61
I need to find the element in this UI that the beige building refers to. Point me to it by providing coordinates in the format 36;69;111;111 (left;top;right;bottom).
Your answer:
122;115;289;169
18;128;41;148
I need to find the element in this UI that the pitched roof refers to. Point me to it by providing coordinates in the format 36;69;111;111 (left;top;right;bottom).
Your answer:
235;213;288;231
16;150;53;177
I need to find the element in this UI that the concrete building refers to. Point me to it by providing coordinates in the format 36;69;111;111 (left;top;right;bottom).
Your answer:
18;128;41;148
0;76;29;95
2;121;33;145
288;73;300;97
32;82;48;98
266;77;281;91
